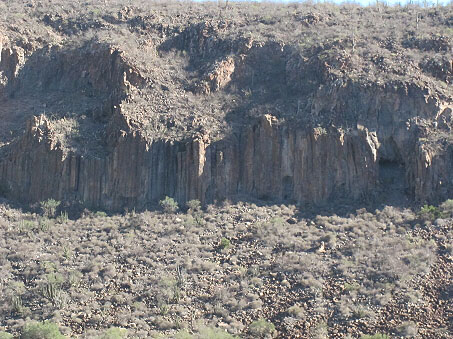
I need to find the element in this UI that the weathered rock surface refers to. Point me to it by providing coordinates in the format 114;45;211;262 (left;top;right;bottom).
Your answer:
0;13;452;211
1;99;452;212
0;114;377;210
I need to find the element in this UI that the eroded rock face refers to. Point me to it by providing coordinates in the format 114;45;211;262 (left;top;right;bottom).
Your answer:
195;57;235;94
2;103;451;211
0;44;25;87
0;114;379;210
0;31;452;211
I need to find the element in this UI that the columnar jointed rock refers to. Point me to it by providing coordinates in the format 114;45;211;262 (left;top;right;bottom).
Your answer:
0;114;380;211
0;15;452;210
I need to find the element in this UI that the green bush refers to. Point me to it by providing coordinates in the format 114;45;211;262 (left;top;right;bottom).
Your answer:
95;211;108;218
20;321;65;339
440;199;453;217
40;199;61;218
249;319;276;337
159;196;179;213
219;237;231;250
186;199;201;212
360;334;390;339
419;204;440;221
97;327;127;339
0;332;13;339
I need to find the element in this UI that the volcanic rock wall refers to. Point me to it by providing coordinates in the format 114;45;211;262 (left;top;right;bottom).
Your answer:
0;31;452;211
0;115;379;210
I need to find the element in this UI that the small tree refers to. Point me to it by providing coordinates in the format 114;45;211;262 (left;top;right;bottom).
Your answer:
20;321;65;339
249;319;276;338
159;196;178;214
186;199;201;213
419;204;440;221
40;199;61;218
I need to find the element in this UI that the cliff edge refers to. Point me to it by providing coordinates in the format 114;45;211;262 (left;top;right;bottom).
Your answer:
0;1;452;210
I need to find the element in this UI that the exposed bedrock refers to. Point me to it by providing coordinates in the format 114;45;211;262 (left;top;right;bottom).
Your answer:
0;114;381;210
1;107;451;212
0;34;452;211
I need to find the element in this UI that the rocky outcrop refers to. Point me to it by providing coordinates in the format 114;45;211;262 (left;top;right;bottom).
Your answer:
408;141;453;202
1;25;452;211
195;57;235;94
0;114;379;210
4;43;146;119
1;78;452;211
0;39;25;87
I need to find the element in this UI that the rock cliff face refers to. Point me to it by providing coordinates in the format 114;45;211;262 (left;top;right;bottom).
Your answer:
0;114;378;210
1;101;452;212
0;16;452;211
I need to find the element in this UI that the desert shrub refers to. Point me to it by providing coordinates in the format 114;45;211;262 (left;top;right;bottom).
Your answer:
197;327;236;339
159;196;179;214
40;199;61;218
95;211;108;218
8;281;29;315
440;199;453;217
419;204;440;221
0;332;13;339
287;305;304;319
68;270;83;287
249;319;276;338
219;237;231;250
20;321;65;339
360;334;389;339
156;275;181;309
39;217;52;232
396;321;418;337
11;294;25;314
176;327;236;339
344;282;360;292
96;327;127;339
57;211;69;223
186;199;201;212
40;272;65;307
310;321;328;338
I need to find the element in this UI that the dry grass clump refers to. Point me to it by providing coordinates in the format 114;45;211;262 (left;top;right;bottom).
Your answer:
0;199;451;338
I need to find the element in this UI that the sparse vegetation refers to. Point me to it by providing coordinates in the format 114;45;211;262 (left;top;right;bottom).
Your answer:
160;196;179;214
186;199;201;213
440;199;453;217
0;198;451;337
96;327;128;339
0;1;452;338
360;334;390;339
40;199;61;218
20;321;65;339
219;237;231;250
248;319;276;338
176;327;237;339
0;332;13;339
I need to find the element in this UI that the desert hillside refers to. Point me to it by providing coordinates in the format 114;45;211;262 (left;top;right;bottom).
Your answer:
0;0;452;338
0;200;452;338
0;0;452;210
